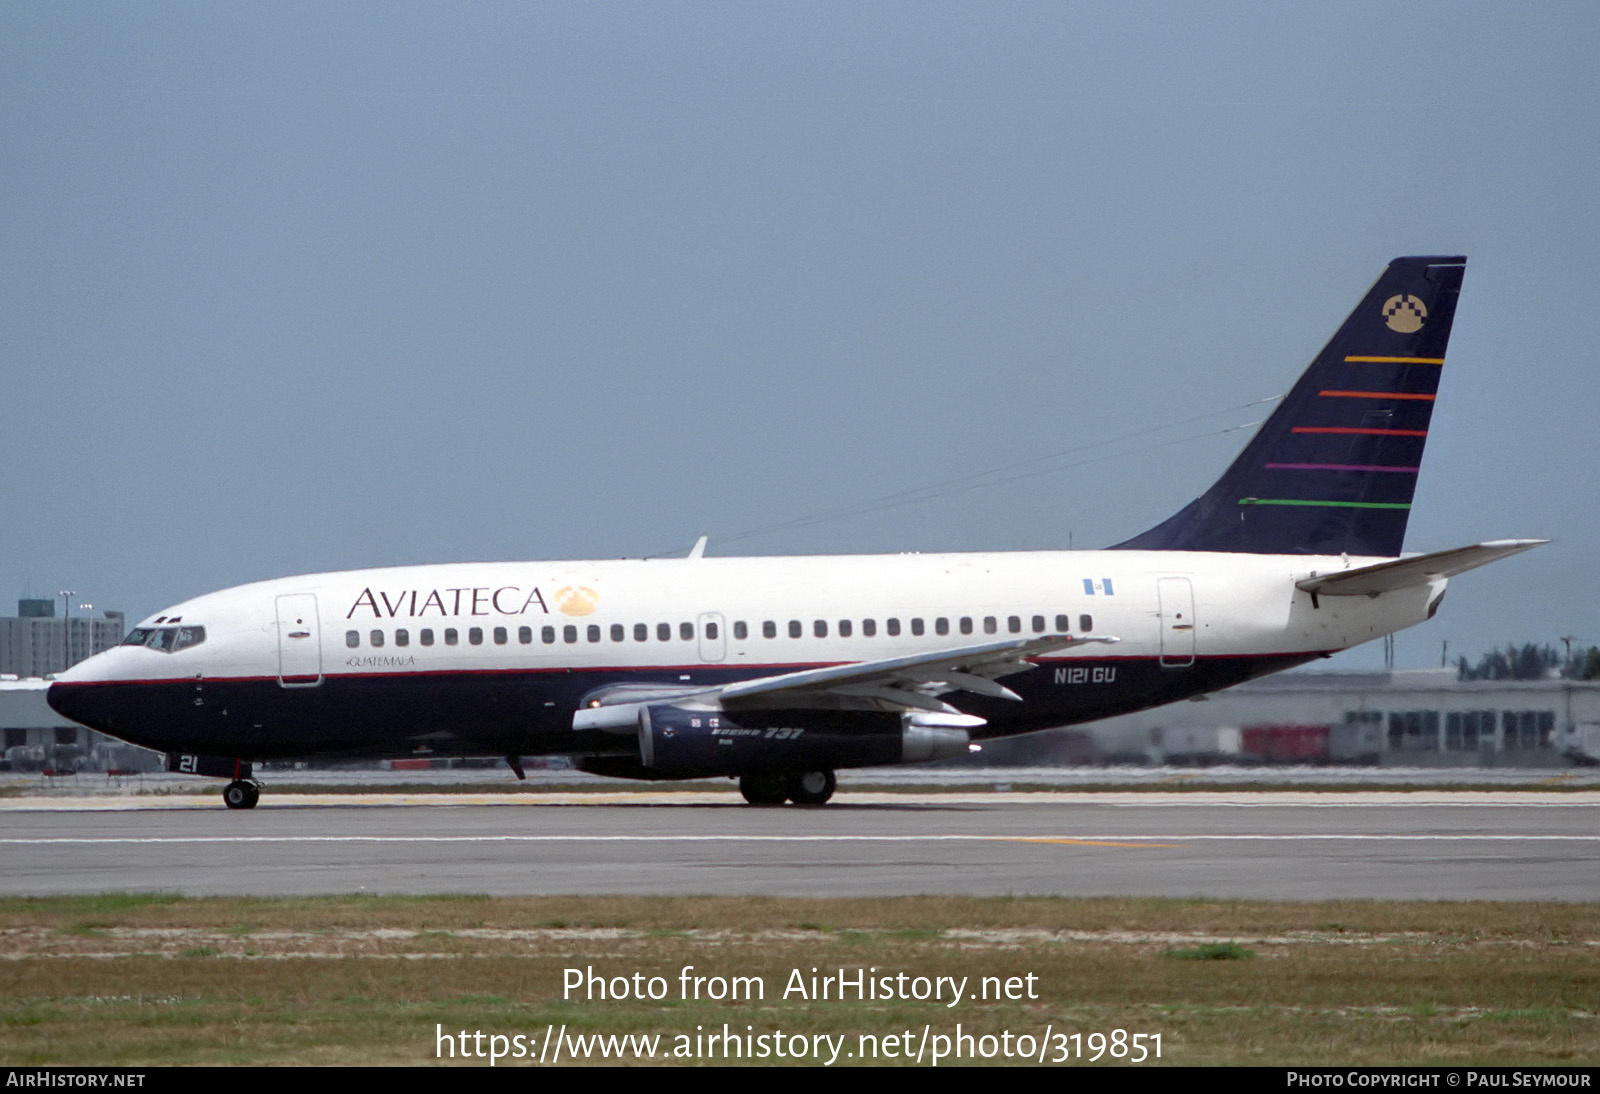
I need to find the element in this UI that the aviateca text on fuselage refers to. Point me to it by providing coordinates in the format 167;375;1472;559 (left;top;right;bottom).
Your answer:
49;256;1542;808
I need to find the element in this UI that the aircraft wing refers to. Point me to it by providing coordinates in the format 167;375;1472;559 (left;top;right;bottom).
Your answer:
571;633;1118;729
1295;539;1547;597
717;633;1119;715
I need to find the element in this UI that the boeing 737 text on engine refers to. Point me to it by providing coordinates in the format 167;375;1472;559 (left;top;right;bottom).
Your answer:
48;256;1543;808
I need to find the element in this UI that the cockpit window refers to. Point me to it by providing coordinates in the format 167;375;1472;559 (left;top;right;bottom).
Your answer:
122;625;206;653
172;626;206;652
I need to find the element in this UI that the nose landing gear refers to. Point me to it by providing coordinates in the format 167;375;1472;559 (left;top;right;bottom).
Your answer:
222;780;260;810
167;754;260;810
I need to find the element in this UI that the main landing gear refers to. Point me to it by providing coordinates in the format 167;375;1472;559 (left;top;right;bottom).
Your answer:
738;769;837;806
222;780;261;810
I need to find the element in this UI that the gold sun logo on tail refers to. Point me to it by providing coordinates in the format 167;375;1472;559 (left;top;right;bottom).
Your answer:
1382;294;1427;333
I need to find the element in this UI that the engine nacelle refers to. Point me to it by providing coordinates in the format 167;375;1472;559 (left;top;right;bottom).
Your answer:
576;702;972;777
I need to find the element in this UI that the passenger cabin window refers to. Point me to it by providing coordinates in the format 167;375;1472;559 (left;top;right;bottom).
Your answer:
789;620;802;639
763;621;777;639
519;626;532;644
1079;614;1093;632
395;629;410;647
911;618;924;636
1007;615;1021;634
935;618;949;636
657;623;671;642
983;616;996;634
887;618;901;636
542;626;556;644
706;621;719;640
445;628;459;646
959;617;972;635
814;620;828;638
611;624;625;642
635;623;648;642
564;625;578;644
1056;614;1070;632
1032;615;1046;633
588;625;601;643
838;619;851;638
680;622;693;641
493;627;507;645
862;619;876;637
346;630;359;649
468;627;483;646
421;629;435;646
370;630;385;648
733;621;748;640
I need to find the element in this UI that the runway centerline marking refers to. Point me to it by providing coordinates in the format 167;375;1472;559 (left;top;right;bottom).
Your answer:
1001;837;1182;848
4;834;1597;845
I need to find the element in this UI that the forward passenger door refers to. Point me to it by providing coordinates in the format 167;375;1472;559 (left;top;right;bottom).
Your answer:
275;593;323;686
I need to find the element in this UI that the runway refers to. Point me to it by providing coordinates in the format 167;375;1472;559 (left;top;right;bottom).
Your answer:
4;791;1597;900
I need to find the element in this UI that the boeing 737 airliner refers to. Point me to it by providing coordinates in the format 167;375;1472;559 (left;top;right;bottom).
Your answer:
48;256;1543;808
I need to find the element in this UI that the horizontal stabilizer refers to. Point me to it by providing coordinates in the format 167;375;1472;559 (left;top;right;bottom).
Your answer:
1295;539;1547;597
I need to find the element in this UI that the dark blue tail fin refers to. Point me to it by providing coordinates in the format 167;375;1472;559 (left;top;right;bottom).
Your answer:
1111;255;1466;557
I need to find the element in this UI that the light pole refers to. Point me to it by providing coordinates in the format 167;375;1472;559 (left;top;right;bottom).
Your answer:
58;590;75;673
79;604;94;663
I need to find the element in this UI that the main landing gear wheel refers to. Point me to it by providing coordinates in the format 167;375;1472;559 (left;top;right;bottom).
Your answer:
222;780;260;810
786;769;836;806
739;772;790;806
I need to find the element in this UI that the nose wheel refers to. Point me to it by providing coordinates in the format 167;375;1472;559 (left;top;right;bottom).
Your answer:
223;780;260;810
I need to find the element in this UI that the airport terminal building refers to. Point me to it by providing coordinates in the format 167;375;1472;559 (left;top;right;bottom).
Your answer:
0;598;124;679
1;599;145;773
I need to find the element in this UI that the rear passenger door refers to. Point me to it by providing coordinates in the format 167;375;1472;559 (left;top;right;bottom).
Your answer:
1156;578;1195;668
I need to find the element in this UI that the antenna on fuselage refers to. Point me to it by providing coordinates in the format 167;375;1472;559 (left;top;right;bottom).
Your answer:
687;535;708;560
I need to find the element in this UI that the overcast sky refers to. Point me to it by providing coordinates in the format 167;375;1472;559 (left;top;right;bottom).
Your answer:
3;2;1596;670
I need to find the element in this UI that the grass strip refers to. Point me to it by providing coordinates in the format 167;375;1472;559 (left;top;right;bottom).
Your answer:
1;894;1594;1066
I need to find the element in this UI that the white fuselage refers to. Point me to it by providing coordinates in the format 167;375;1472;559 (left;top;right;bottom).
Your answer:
54;547;1439;758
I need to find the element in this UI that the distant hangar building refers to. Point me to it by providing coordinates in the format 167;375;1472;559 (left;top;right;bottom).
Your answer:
1086;668;1600;768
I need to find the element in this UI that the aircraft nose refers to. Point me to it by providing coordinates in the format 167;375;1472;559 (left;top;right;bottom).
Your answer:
54;649;112;685
47;678;102;730
47;649;119;732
